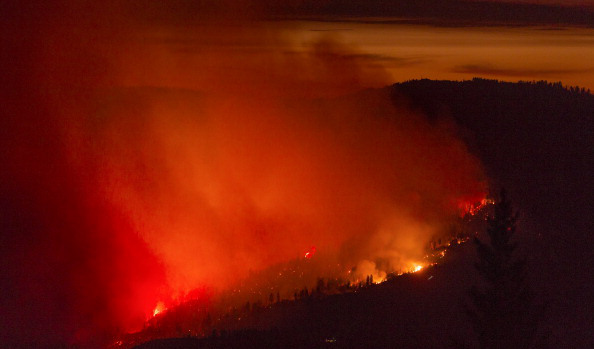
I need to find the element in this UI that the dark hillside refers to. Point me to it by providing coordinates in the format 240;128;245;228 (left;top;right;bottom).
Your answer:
392;79;593;346
133;242;479;349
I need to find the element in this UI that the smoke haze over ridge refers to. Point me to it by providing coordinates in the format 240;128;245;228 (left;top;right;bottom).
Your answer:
1;1;486;346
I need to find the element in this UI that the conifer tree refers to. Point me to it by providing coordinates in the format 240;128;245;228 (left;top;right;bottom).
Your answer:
467;190;542;349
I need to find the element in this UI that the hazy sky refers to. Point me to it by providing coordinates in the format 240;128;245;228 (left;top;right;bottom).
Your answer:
138;19;594;91
288;21;594;90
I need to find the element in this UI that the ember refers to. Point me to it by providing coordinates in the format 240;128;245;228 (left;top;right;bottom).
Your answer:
304;246;317;259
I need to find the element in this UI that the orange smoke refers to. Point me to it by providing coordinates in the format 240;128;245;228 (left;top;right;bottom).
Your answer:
80;83;485;295
0;1;485;346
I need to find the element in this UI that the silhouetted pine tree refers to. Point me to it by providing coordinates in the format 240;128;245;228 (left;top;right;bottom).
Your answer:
467;190;542;349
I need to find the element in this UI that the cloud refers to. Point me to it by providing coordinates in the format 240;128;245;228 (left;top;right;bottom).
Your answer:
452;63;593;78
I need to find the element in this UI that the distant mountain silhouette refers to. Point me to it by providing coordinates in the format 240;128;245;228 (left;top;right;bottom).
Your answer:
391;78;592;257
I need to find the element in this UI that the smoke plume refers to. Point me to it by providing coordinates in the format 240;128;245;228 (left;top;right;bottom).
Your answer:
0;1;485;346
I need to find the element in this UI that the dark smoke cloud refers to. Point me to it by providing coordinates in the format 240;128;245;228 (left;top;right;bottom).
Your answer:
453;63;593;78
0;1;486;347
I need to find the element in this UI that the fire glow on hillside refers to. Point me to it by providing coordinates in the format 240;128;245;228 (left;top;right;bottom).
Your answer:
1;2;488;347
120;198;494;348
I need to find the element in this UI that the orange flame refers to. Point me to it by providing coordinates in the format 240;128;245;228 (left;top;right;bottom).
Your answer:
152;301;166;317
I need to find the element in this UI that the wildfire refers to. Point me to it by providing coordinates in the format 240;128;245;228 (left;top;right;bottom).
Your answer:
125;200;491;346
304;246;316;259
152;301;166;317
462;198;494;216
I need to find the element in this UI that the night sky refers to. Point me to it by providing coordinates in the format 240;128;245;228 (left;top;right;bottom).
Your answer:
1;1;593;348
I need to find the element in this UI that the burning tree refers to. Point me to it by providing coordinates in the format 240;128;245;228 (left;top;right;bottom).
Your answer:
466;190;543;349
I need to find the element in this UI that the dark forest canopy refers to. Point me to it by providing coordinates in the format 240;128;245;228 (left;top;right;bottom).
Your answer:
391;77;593;242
